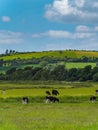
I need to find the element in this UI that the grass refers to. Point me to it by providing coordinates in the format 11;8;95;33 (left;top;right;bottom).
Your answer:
0;82;98;129
0;87;97;98
1;103;98;130
1;50;98;61
66;62;96;69
0;82;97;103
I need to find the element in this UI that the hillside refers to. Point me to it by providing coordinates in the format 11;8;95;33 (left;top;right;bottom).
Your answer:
1;50;98;61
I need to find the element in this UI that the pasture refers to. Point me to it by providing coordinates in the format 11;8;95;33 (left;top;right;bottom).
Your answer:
0;82;98;130
0;62;96;74
1;103;98;130
1;50;98;61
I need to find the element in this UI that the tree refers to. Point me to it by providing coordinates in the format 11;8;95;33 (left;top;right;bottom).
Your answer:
6;67;16;75
0;59;4;67
93;73;98;82
67;68;78;81
50;65;67;80
5;49;9;55
39;61;48;68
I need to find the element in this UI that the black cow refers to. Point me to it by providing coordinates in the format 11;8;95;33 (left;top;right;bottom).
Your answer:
96;90;98;95
46;96;59;103
46;91;51;96
52;89;59;96
22;97;29;104
90;96;96;103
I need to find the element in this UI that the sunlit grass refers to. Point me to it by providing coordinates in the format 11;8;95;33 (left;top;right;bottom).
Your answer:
1;103;98;130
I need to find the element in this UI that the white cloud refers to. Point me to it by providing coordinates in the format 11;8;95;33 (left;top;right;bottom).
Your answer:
32;26;98;39
32;30;72;39
75;0;85;8
94;26;98;31
0;30;23;44
93;2;98;7
1;16;11;22
76;25;91;32
43;30;71;38
45;0;98;23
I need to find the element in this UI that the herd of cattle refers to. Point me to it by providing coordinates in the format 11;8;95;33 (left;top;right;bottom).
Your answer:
22;89;60;104
90;90;98;103
1;89;98;104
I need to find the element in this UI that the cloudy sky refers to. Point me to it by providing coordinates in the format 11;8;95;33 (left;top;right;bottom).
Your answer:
0;0;98;53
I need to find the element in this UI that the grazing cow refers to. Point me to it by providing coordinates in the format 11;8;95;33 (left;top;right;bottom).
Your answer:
46;96;59;103
96;90;98;95
22;97;29;104
90;96;96;103
52;89;59;96
2;90;6;94
46;91;51;96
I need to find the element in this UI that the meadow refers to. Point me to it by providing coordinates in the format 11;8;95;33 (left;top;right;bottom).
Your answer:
1;102;98;130
0;82;98;130
1;50;98;61
0;62;96;74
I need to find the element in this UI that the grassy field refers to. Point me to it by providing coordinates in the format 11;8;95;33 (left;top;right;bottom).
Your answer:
66;62;96;69
0;81;97;102
1;103;98;130
1;50;98;61
0;82;98;130
0;86;97;98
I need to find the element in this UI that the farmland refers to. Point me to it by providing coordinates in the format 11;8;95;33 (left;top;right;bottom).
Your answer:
1;103;98;130
1;50;98;61
0;50;98;129
0;62;96;74
0;82;98;130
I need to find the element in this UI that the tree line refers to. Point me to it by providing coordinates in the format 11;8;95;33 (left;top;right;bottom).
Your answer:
0;65;98;82
1;56;98;67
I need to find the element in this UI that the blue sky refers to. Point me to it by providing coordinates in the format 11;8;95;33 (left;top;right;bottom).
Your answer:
0;0;98;53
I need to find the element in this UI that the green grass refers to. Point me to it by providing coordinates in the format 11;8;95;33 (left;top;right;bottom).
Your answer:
0;82;98;129
0;87;97;98
0;82;97;103
1;50;98;61
1;103;98;130
66;62;96;69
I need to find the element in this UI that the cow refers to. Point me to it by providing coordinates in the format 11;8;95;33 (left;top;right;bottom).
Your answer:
90;96;96;103
52;89;59;96
2;90;6;94
22;97;29;104
96;90;98;95
46;91;51;96
46;96;59;103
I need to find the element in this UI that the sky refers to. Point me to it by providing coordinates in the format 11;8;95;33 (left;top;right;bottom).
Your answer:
0;0;98;53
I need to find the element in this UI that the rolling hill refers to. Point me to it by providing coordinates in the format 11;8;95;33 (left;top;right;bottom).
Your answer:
0;50;98;61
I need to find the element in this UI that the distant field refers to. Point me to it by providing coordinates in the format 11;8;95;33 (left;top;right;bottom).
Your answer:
0;87;97;98
1;50;98;61
0;81;97;99
66;62;96;69
0;62;96;74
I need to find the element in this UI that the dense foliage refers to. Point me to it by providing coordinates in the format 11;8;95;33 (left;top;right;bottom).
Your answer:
0;65;98;82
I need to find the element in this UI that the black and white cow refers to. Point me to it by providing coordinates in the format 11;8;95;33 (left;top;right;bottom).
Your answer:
46;91;51;96
96;90;98;95
22;97;29;104
46;96;59;103
52;89;59;96
90;96;96;103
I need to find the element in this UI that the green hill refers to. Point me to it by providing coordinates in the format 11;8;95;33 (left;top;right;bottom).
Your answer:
1;50;98;61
